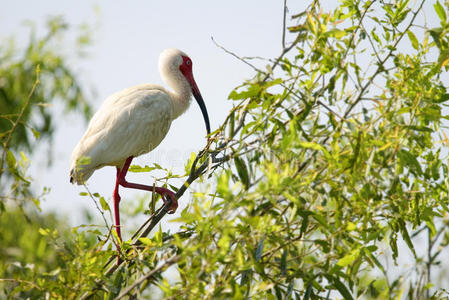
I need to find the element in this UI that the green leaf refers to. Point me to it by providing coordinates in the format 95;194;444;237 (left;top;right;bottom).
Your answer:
240;270;251;286
346;222;356;231
6;150;16;169
99;197;110;211
390;232;399;260
30;127;40;139
281;249;288;276
299;212;310;236
228;85;261;100
110;271;123;299
153;163;163;169
307;13;316;34
326;28;346;39
336;248;360;267
312;213;330;230
234;156;250;188
363;249;385;273
371;29;381;45
228;111;235;137
297;141;331;160
397;149;423;175
184;152;197;173
255;237;265;261
262;78;283;88
155;226;163;245
0;131;10;140
435;93;449;103
425;220;437;237
398;218;417;257
329;276;354;300
434;1;447;23
404;125;433;132
138;237;152;246
429;27;443;47
438;49;449;69
38;228;49;236
407;31;419;50
128;164;156;173
303;283;313;300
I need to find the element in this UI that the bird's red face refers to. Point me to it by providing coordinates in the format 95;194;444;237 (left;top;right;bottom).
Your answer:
179;56;197;90
179;55;211;135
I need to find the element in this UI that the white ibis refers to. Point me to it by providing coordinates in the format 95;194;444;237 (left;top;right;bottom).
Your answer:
69;48;210;241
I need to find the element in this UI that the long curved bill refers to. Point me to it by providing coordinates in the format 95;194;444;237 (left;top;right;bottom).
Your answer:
192;88;211;135
186;75;211;135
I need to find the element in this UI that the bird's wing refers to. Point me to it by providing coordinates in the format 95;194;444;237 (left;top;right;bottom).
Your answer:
70;85;173;184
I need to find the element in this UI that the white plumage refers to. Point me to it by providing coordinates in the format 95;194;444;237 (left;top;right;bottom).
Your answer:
69;85;174;183
69;48;210;240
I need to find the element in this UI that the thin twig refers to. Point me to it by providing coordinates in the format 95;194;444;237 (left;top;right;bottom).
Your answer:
83;185;110;231
282;0;288;49
211;37;266;75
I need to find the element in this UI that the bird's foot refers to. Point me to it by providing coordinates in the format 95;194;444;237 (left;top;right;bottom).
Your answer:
160;190;178;214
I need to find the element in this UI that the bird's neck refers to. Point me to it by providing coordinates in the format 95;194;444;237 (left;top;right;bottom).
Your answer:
169;79;192;119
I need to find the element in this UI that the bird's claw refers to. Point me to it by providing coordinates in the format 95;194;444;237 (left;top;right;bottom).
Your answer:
162;193;178;214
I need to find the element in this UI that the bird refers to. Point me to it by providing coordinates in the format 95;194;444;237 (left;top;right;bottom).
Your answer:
69;48;211;241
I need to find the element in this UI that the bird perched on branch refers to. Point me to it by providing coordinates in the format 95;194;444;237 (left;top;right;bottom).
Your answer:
70;48;211;240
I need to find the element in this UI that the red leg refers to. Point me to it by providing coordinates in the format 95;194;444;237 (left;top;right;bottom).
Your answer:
113;167;122;241
117;156;178;214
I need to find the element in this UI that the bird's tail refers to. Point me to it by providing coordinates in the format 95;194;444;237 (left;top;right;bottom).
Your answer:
69;169;75;184
69;162;94;185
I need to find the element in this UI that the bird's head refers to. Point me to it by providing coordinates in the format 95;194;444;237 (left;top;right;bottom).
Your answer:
159;48;211;135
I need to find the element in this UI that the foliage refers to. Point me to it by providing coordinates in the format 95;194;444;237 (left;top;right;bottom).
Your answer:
0;209;103;299
0;15;96;299
0;16;91;177
0;17;92;211
2;1;449;299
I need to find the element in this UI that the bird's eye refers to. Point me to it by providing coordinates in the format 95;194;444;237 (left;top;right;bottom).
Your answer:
186;60;191;66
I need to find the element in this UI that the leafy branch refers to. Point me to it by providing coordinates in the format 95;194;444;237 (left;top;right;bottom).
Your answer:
0;66;40;181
